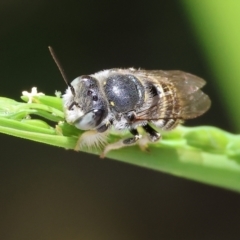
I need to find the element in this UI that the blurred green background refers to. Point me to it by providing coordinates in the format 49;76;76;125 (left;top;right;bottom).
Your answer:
0;1;240;240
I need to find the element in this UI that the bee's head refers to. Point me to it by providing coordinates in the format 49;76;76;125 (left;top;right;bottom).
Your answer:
63;75;108;130
48;47;108;130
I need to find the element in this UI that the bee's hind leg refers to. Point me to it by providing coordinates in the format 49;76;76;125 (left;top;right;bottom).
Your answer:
142;124;161;142
101;129;142;158
137;124;161;152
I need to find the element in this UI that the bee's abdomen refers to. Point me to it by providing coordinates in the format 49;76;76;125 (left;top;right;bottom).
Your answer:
151;81;182;130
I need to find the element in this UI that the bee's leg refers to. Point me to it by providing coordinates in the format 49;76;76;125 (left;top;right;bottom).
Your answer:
74;130;108;152
74;122;111;152
123;129;142;144
137;124;161;152
100;129;141;158
142;124;161;142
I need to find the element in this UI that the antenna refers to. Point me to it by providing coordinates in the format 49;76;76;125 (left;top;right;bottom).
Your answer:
48;46;75;96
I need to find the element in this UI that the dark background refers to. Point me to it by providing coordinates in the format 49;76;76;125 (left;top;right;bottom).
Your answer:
0;1;239;240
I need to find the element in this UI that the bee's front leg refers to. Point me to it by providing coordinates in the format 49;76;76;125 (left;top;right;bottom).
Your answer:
74;130;109;151
123;129;142;144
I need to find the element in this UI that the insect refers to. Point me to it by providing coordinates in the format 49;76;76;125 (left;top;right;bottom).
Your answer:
49;47;211;157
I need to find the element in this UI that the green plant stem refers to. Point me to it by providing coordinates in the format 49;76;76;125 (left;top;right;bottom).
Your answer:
0;95;240;192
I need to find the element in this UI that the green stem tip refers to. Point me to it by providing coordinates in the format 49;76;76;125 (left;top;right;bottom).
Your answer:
0;90;239;192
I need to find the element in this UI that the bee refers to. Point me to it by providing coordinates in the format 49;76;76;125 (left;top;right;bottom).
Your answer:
49;47;211;157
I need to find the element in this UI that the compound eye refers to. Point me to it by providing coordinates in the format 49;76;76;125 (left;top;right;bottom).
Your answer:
74;109;106;130
81;75;92;81
81;75;97;87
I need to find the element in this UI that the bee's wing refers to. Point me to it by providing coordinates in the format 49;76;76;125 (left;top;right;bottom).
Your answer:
134;70;211;120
